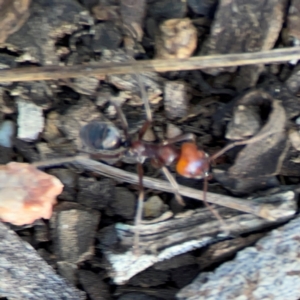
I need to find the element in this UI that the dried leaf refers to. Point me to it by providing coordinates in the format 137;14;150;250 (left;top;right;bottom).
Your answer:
0;162;63;225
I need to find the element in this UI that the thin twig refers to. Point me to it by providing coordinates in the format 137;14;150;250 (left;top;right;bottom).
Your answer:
33;156;293;221
0;47;299;82
161;166;185;206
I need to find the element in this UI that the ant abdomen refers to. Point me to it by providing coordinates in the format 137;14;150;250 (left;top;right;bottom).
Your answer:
80;121;121;150
176;143;210;179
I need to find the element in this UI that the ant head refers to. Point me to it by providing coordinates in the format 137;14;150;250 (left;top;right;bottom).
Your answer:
176;143;210;179
80;121;121;150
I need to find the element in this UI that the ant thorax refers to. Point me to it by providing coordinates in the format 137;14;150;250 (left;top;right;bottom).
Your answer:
129;140;180;166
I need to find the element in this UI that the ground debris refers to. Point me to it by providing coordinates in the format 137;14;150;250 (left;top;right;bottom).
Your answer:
0;221;85;299
164;80;191;119
1;0;300;298
287;0;300;43
17;98;44;141
3;0;85;65
213;90;288;194
176;214;300;300
120;0;146;42
148;0;187;21
0;0;31;43
155;18;197;59
50;202;100;264
97;190;295;284
201;0;287;90
78;270;112;300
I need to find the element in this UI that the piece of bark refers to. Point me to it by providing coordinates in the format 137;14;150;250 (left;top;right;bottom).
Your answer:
0;0;31;43
97;190;295;284
214;91;289;194
176;214;300;300
2;0;84;65
201;0;287;89
50;202;100;264
196;232;265;271
0;221;85;299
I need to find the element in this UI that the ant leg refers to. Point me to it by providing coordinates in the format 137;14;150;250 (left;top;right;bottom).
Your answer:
210;130;281;161
135;74;153;140
163;133;196;145
203;177;229;234
133;162;145;255
161;166;185;206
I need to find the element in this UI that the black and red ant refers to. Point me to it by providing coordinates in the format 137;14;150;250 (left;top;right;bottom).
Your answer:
80;75;273;254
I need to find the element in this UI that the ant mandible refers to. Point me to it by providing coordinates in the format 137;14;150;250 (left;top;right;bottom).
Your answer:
80;75;269;255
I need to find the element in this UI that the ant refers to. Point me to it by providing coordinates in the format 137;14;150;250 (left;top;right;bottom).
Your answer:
80;75;273;255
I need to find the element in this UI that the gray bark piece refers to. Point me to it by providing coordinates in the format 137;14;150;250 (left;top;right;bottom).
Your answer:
0;221;84;300
3;0;85;65
200;0;287;89
98;191;296;284
51;203;100;264
176;214;300;300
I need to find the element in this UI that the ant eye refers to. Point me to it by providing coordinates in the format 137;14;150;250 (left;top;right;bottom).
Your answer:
80;122;121;150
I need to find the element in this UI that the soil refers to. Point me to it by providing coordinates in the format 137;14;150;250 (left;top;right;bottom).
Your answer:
0;0;300;299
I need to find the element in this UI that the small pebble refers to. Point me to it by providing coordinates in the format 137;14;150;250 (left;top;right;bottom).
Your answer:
164;81;191;119
0;120;15;148
17;99;44;141
166;123;182;139
143;195;168;218
155;18;197;59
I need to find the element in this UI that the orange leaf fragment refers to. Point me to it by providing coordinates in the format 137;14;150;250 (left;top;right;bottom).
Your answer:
0;162;63;226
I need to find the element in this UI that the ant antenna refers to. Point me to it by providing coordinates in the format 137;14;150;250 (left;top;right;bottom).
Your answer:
110;101;129;141
210;129;281;162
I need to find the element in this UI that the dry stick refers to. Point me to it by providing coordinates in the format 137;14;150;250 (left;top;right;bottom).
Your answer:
161;166;185;206
32;156;286;220
0;47;299;82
